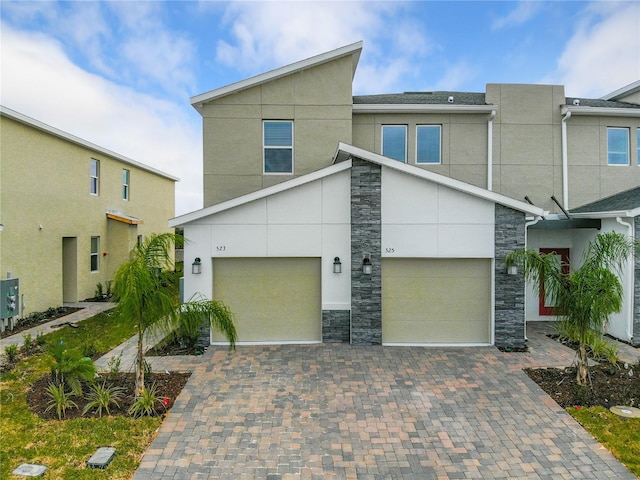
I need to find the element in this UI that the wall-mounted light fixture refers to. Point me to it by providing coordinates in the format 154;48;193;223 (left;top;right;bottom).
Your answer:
362;254;372;275
333;257;342;274
192;257;202;275
507;264;518;275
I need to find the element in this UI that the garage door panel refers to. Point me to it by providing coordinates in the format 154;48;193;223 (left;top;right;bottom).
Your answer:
212;258;321;343
382;258;491;344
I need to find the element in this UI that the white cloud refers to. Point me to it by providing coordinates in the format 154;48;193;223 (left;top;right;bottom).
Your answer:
544;2;640;97
0;23;202;216
492;1;541;30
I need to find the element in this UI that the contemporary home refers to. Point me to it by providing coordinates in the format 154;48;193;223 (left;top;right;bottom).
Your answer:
0;106;178;319
170;41;640;348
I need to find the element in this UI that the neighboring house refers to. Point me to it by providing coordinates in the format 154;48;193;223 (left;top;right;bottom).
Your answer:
0;106;178;317
171;42;640;347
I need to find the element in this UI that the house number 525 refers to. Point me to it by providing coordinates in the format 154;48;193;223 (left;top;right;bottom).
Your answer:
216;246;226;252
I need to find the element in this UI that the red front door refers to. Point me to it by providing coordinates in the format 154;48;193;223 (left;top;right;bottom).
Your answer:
538;248;570;316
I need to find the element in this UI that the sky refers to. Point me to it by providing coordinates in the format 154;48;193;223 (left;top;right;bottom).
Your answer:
1;1;639;216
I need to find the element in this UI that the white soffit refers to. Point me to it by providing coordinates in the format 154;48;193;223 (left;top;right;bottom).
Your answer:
191;41;363;107
334;142;546;217
561;105;640;117
352;104;496;114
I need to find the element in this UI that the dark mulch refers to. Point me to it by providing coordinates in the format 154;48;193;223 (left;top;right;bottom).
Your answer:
27;371;191;420
0;307;82;339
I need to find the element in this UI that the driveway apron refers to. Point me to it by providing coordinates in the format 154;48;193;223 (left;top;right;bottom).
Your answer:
133;337;636;479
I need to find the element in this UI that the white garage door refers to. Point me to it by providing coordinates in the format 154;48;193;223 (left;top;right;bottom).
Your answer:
212;258;321;343
382;258;491;345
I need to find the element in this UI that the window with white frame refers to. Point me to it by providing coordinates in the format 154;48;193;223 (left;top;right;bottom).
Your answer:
382;125;407;162
122;169;130;200
416;125;442;164
90;236;100;272
90;159;100;194
637;128;639;165
607;127;629;165
263;121;293;173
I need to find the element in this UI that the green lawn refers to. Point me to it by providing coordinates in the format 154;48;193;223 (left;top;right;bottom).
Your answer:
0;310;162;480
568;406;640;478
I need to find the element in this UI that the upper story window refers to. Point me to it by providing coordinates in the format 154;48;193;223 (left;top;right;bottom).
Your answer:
90;236;100;272
90;159;100;194
637;128;639;165
416;125;442;164
122;169;130;200
382;125;407;162
607;127;629;165
263;121;293;174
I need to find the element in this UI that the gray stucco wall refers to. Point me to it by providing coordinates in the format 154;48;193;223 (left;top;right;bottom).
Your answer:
494;204;527;349
634;216;640;346
350;158;382;345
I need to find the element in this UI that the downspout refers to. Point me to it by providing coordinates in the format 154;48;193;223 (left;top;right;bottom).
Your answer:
487;110;496;191
561;111;571;208
616;216;634;341
523;215;543;340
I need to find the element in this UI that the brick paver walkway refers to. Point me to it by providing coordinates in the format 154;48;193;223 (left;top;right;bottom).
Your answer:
131;324;638;480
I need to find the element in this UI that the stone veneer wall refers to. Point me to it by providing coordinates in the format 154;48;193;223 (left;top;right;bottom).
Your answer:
634;216;640;346
322;310;350;343
350;158;382;345
494;204;527;349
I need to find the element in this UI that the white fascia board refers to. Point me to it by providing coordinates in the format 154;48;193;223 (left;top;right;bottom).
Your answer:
334;142;546;217
169;161;352;227
352;104;496;114
570;208;640;219
601;80;640;101
191;41;363;107
561;105;640;117
0;105;180;181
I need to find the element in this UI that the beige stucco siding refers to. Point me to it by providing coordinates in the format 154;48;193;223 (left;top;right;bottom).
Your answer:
201;56;354;206
0;115;175;314
211;258;321;343
382;258;491;344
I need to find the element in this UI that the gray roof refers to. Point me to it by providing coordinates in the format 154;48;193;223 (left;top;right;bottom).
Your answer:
565;98;640;109
571;187;640;214
353;92;487;105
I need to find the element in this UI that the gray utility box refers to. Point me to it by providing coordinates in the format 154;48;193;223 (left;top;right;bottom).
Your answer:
1;278;19;319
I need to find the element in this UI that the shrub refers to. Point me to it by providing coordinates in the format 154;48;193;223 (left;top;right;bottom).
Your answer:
48;342;96;396
83;381;125;417
81;340;98;358
22;333;33;354
4;344;18;363
106;353;122;380
128;382;164;418
45;383;78;420
95;282;104;298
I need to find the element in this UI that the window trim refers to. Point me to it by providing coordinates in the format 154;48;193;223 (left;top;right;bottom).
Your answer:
415;125;442;164
607;127;629;166
90;236;100;272
263;120;294;175
637;128;639;166
381;125;407;163
122;169;130;201
90;159;100;195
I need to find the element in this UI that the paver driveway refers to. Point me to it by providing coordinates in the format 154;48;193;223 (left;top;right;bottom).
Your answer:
133;333;636;479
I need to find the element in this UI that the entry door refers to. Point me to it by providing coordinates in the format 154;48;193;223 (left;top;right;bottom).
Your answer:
62;237;78;303
538;248;570;316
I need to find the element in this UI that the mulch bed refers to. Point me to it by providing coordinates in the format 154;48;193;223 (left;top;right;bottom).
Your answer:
0;307;82;339
27;372;191;420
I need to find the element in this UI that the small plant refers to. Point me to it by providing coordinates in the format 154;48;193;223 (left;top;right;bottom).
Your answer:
81;339;98;358
106;353;122;380
22;333;33;354
82;381;125;417
44;383;78;420
48;342;97;396
35;330;46;346
95;282;104;298
4;344;18;363
128;382;163;418
105;280;112;297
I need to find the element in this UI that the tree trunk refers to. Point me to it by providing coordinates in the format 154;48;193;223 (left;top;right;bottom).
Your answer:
135;330;145;397
576;344;589;386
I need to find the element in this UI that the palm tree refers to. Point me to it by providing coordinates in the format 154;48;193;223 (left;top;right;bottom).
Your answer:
505;232;636;386
112;233;237;396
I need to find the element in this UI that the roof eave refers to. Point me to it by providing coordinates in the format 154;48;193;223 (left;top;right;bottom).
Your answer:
352;104;496;114
570;208;640;219
601;80;640;101
561;105;640;117
191;41;363;108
